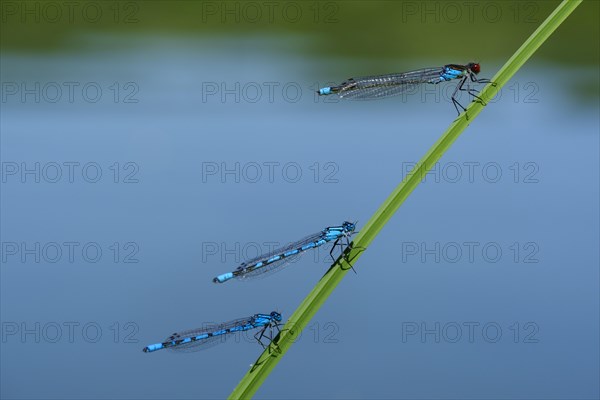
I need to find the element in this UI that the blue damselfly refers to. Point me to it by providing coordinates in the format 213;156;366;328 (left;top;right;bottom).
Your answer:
143;312;282;353
213;221;357;284
318;62;493;116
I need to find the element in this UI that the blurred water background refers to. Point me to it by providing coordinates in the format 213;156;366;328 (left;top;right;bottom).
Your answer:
1;1;599;399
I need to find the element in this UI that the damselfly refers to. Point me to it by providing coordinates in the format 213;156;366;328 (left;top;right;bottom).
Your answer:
143;312;282;353
213;221;357;284
317;62;493;116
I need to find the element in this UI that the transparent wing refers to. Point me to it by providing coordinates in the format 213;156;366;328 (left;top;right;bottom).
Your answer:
236;252;304;280
336;67;443;100
233;231;325;280
165;316;255;353
239;241;338;280
240;231;324;267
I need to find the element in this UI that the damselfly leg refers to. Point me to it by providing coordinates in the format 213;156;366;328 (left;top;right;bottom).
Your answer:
451;77;469;117
452;75;496;118
254;320;281;352
329;230;360;274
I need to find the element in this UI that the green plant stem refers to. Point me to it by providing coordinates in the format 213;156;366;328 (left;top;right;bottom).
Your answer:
228;1;582;398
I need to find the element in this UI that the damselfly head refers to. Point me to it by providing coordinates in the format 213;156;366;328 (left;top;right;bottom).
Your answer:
270;311;282;322
468;62;481;74
343;221;356;232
